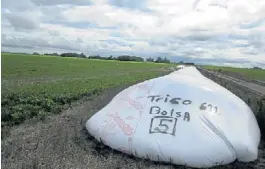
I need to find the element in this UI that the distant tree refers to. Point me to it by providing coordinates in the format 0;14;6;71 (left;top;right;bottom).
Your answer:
60;53;70;57
80;53;86;58
33;52;39;55
89;55;101;59
154;57;171;63
155;57;163;63
253;66;262;69
107;55;113;60
162;57;170;63
60;52;86;58
117;55;144;62
44;53;58;56
146;57;154;62
185;62;195;66
133;56;144;62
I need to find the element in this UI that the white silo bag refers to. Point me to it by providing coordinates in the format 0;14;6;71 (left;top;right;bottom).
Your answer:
85;66;260;168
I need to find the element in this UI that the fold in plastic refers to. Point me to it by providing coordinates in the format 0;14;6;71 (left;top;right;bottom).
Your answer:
86;66;260;168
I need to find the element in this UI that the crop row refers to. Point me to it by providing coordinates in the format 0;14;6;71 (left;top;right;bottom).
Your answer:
2;71;171;128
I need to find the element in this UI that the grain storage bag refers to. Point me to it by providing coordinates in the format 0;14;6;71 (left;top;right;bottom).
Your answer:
86;66;260;168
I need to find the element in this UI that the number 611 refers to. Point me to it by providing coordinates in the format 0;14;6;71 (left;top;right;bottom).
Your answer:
199;102;219;114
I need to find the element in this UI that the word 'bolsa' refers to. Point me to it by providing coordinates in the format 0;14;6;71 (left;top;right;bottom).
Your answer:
149;106;190;122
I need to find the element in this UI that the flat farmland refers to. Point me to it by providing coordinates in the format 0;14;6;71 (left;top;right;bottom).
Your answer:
1;53;172;128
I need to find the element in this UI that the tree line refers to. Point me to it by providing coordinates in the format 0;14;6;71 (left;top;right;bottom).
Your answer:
33;52;171;63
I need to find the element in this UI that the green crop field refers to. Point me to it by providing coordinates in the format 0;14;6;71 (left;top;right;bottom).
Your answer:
1;53;173;127
204;65;265;81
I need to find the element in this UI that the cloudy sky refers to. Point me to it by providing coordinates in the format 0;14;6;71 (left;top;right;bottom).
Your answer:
1;0;265;67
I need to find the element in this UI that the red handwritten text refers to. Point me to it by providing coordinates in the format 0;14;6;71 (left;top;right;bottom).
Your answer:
108;112;134;136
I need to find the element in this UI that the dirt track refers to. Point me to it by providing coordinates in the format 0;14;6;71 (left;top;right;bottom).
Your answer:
2;71;265;169
205;70;265;96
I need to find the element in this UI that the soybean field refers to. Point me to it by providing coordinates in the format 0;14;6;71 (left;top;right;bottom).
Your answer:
1;53;172;128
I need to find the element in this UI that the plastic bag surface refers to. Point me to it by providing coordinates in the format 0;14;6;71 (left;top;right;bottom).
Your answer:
86;66;260;168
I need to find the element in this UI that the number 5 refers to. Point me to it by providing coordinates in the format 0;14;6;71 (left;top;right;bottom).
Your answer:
154;119;173;132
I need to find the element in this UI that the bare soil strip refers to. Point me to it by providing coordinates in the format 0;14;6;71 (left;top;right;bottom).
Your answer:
212;69;265;86
205;70;265;96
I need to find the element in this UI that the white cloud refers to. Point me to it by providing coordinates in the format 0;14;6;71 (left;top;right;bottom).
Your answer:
3;12;41;29
1;0;265;68
62;4;159;30
40;23;110;40
30;0;92;6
